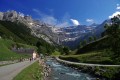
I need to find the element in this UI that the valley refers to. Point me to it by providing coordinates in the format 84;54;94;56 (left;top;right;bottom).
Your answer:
0;3;120;80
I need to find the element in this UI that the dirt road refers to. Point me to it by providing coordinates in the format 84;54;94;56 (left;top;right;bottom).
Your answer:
0;60;36;80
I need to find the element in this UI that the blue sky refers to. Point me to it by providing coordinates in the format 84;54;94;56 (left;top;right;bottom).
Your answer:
0;0;120;27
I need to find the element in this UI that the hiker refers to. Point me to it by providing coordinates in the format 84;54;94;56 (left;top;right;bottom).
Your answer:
30;58;32;62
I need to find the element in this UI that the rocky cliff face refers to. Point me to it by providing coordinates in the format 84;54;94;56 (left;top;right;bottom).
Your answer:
53;24;98;48
0;10;58;44
61;20;111;49
3;10;18;21
0;10;107;49
0;12;3;20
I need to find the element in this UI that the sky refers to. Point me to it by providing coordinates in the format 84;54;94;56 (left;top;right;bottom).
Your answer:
0;0;120;27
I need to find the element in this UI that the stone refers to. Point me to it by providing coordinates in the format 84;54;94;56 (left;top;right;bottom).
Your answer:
24;16;33;22
0;12;3;20
3;10;18;21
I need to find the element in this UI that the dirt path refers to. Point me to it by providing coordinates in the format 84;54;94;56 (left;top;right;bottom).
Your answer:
56;57;120;67
0;60;36;80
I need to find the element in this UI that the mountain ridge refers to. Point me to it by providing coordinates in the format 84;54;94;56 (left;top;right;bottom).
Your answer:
0;10;110;49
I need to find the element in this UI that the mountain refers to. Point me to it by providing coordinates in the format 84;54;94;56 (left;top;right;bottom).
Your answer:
89;23;99;27
0;10;59;55
56;24;98;49
59;20;111;49
94;19;111;37
0;10;59;44
0;10;111;50
0;10;95;46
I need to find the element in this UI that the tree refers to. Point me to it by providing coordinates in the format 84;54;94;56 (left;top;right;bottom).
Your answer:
63;46;69;55
89;36;93;42
78;42;83;48
105;15;120;61
93;36;97;41
36;41;42;48
81;39;87;46
38;46;47;54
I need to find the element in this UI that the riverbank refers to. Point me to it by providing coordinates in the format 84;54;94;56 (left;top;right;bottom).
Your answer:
46;57;95;80
12;58;52;80
39;58;52;80
59;51;116;65
57;57;120;80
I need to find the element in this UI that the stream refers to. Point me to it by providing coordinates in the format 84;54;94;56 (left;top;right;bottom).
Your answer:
46;58;96;80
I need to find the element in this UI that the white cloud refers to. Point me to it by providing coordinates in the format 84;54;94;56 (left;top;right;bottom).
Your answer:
42;16;58;25
109;11;120;18
116;4;120;10
33;9;44;17
86;19;94;23
117;4;119;6
117;6;120;10
33;9;57;25
56;22;70;27
70;19;80;26
108;4;120;19
56;13;71;27
33;9;71;27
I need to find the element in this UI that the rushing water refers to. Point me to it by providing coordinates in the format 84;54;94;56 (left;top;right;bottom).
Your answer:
46;58;96;80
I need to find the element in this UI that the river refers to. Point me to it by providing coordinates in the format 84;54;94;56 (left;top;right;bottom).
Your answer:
46;58;96;80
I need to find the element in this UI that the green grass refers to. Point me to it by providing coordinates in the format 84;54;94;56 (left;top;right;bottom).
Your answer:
76;36;109;54
17;43;37;49
51;51;61;57
0;21;56;55
0;38;36;61
60;51;114;64
13;61;43;80
60;51;120;79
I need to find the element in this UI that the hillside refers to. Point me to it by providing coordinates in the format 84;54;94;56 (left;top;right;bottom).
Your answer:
0;10;59;45
0;21;56;55
0;22;24;43
59;36;116;66
0;10;110;49
76;36;109;54
0;21;38;45
60;15;120;66
0;38;36;61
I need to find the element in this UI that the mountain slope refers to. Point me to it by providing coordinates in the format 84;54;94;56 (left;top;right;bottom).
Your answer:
0;22;24;43
64;20;111;49
76;36;109;54
0;38;35;61
0;10;111;50
0;21;56;55
0;10;58;44
0;21;38;44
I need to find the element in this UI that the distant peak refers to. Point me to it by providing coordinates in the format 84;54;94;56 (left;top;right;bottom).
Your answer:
89;23;99;27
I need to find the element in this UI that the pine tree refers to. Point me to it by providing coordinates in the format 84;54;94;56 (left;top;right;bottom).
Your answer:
105;15;120;62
